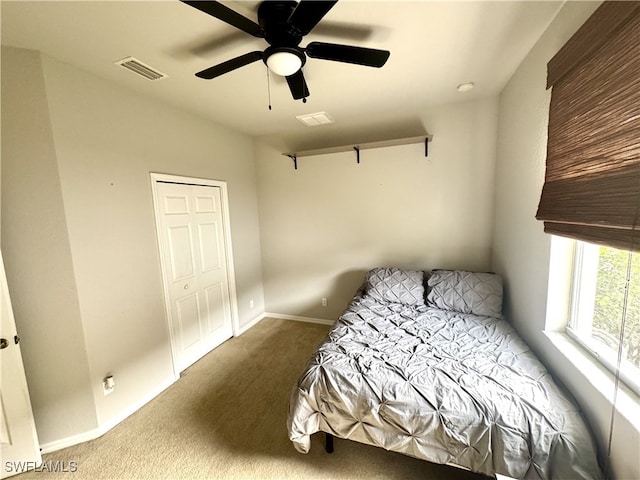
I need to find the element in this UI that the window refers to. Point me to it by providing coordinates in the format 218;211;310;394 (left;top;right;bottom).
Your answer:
569;240;640;395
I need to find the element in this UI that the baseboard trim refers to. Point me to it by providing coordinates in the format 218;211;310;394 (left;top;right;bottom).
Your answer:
236;313;265;336
39;429;98;455
265;312;335;326
39;376;176;454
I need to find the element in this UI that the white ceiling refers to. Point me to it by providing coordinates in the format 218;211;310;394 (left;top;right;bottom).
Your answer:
1;0;565;150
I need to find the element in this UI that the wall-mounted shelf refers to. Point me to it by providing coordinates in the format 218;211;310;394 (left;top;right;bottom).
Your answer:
282;134;433;169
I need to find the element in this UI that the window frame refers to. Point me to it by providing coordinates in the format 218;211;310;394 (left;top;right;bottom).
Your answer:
567;240;640;397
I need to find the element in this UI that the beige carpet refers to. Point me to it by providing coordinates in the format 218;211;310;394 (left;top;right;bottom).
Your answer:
17;318;490;479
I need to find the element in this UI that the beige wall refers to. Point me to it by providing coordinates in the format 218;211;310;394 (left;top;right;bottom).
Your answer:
255;97;499;320
1;47;98;443
492;2;639;478
1;46;265;447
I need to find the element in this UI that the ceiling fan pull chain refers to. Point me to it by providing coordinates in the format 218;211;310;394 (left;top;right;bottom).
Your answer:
300;72;307;103
267;67;272;111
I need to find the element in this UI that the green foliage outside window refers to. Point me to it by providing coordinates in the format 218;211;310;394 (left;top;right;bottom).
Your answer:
593;247;640;369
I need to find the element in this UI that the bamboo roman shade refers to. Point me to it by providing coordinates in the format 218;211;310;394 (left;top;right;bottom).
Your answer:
536;1;640;251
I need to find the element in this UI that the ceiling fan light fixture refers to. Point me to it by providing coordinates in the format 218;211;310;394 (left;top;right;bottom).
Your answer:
265;49;304;76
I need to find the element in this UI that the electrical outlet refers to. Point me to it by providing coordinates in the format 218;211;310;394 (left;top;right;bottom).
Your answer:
321;297;328;307
103;375;115;396
249;299;254;309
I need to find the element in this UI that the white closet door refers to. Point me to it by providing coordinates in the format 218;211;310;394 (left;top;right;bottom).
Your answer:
156;182;233;373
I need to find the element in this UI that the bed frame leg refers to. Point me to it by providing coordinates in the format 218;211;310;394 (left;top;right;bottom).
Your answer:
325;433;334;453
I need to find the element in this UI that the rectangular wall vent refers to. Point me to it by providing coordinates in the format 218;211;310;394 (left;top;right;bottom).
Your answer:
114;57;168;81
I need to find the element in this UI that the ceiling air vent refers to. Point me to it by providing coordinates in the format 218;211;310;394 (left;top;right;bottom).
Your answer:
114;57;167;81
296;112;334;127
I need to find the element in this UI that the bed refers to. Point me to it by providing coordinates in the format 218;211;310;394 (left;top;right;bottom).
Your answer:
287;268;603;480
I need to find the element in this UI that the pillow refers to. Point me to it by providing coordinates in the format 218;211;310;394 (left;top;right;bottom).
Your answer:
365;267;425;306
426;270;503;317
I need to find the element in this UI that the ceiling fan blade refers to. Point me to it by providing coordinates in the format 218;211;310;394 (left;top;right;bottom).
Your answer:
286;70;310;100
181;1;264;38
195;51;264;79
306;42;390;67
287;0;338;36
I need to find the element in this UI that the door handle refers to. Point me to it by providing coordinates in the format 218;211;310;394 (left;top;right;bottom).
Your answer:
0;338;8;350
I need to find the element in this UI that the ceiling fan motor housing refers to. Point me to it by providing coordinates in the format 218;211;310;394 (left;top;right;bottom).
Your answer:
258;1;303;47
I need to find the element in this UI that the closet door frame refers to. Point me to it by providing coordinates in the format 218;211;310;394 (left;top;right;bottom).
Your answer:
150;173;239;377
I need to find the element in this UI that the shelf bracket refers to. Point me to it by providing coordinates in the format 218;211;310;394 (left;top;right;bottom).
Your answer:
354;146;360;164
287;154;298;170
425;137;429;157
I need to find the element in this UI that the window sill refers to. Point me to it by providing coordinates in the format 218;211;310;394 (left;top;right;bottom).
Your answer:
543;331;640;432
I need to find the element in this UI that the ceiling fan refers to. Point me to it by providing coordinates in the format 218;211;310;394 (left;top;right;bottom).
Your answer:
181;0;390;102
